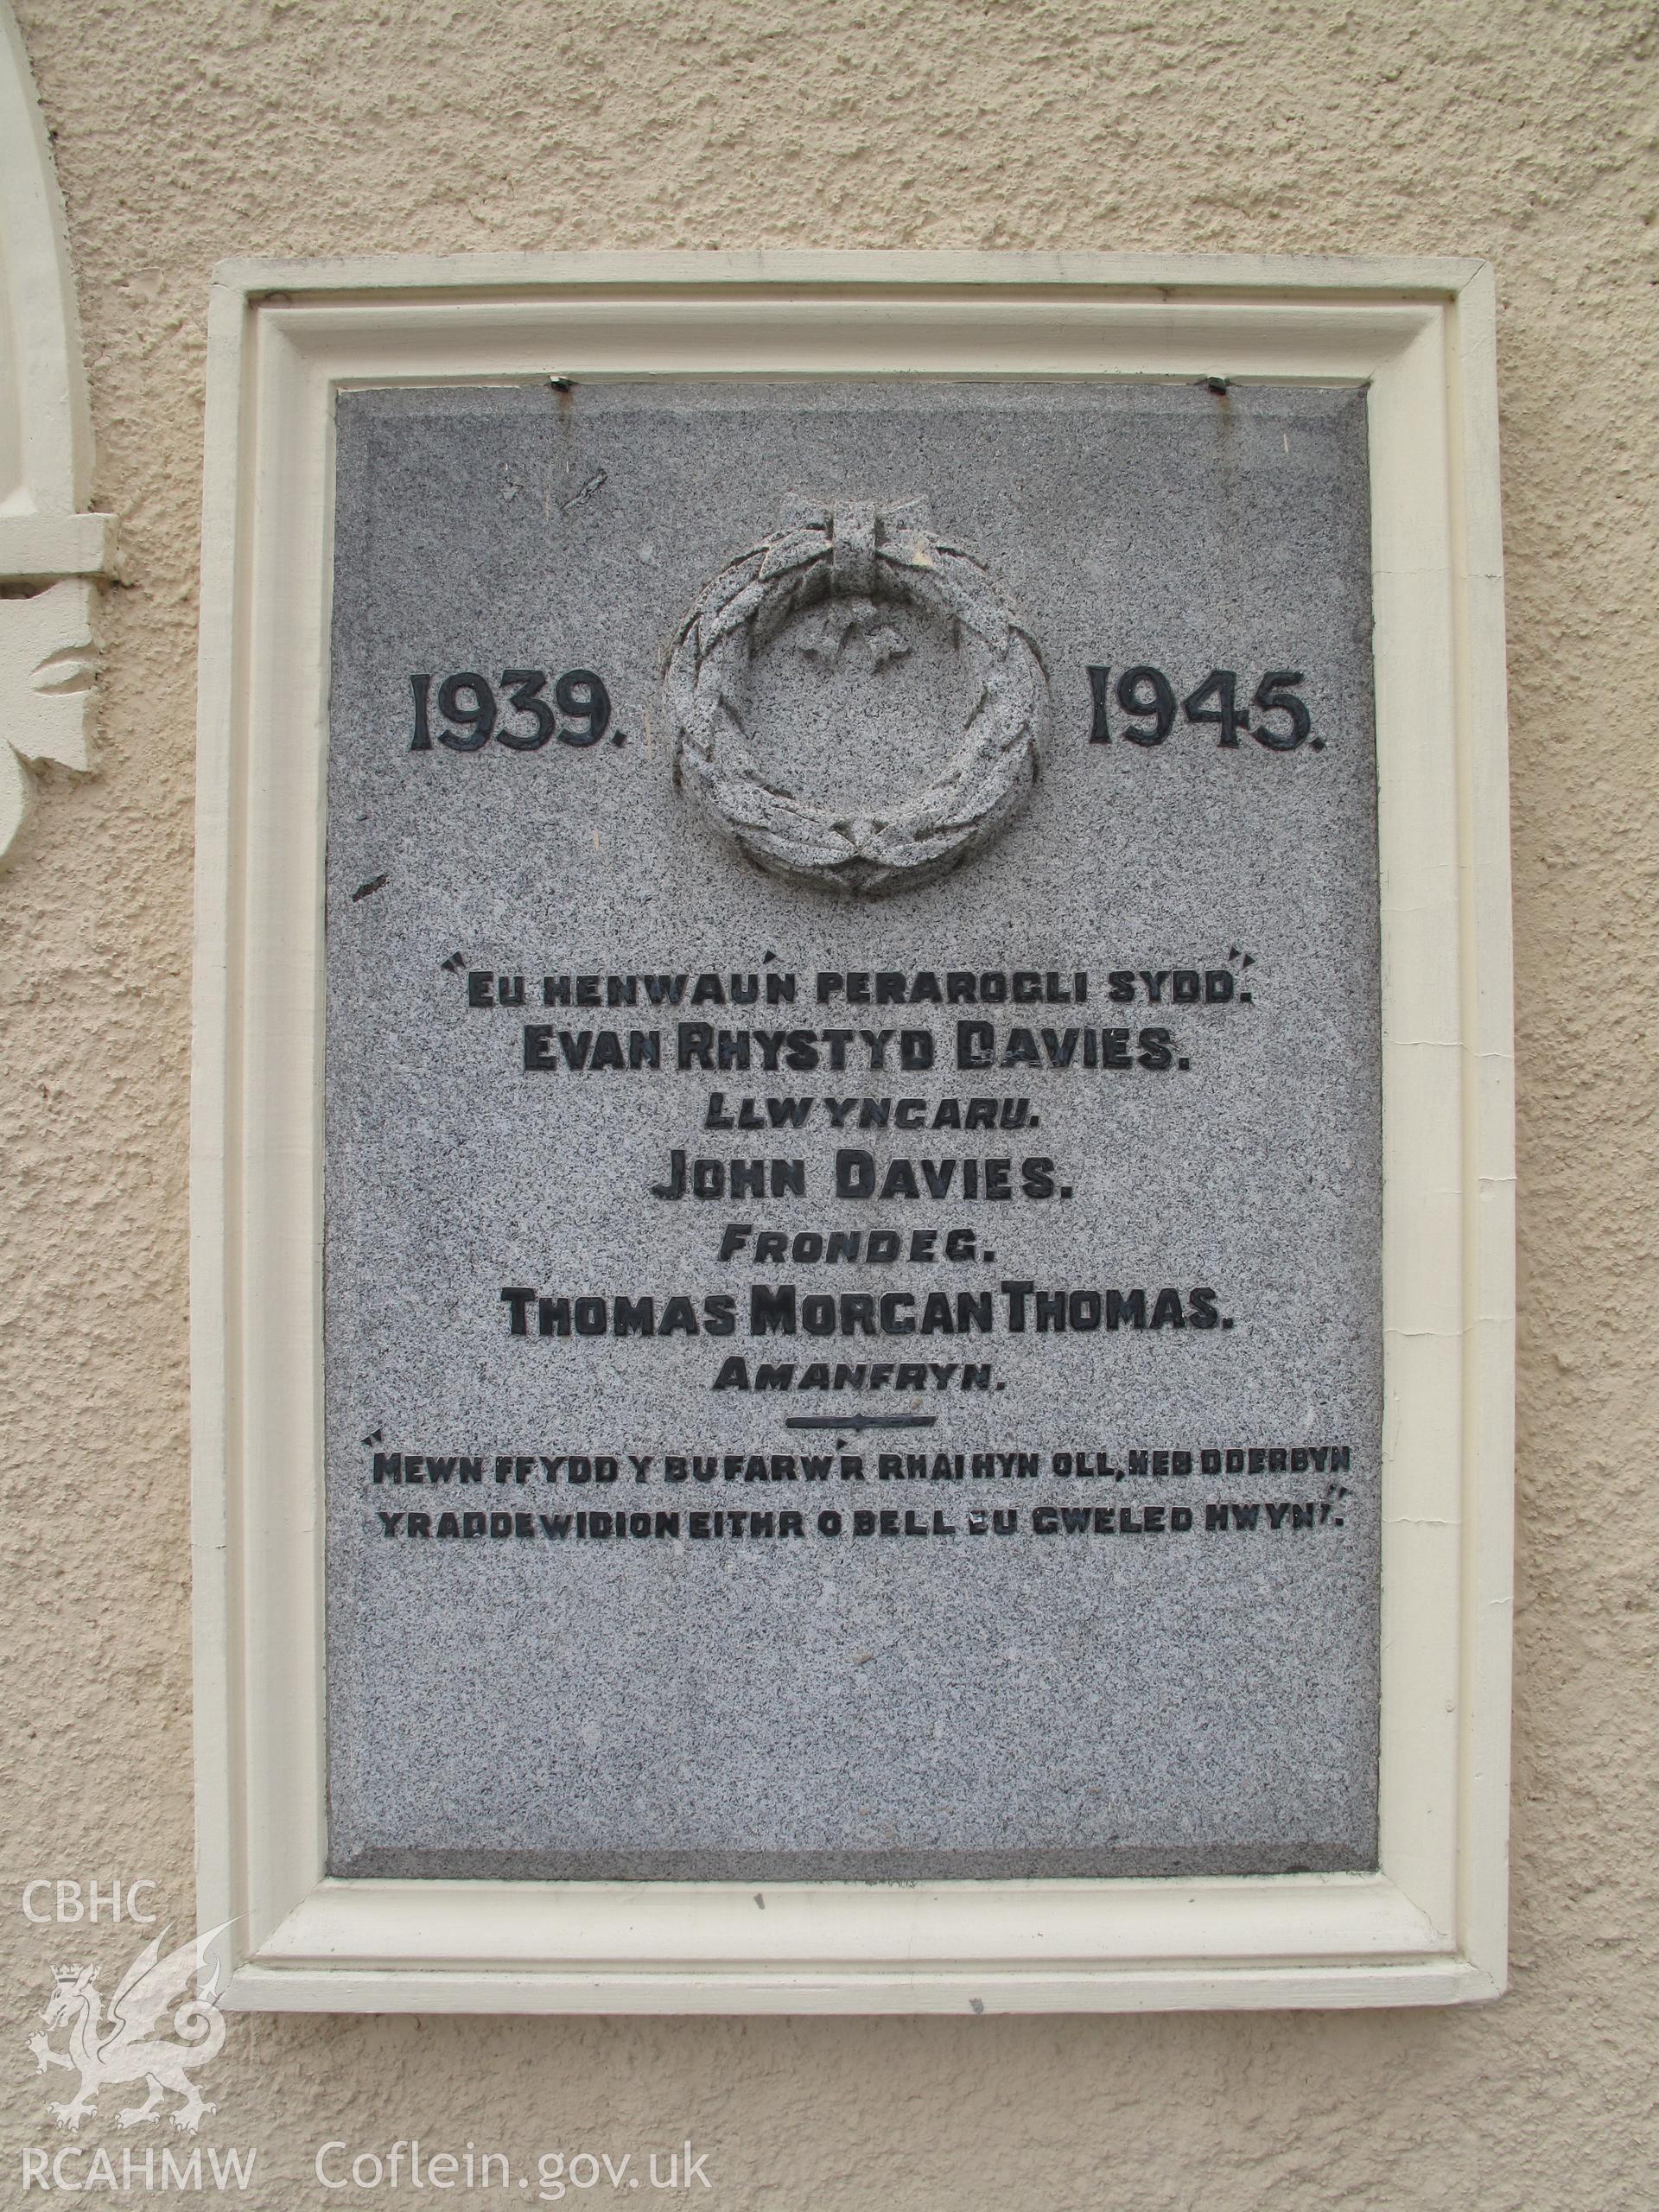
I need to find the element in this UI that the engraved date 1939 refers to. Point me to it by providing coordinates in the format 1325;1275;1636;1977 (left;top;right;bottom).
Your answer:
407;668;616;751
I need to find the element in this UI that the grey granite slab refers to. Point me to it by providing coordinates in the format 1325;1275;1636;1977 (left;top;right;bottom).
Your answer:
323;379;1382;1880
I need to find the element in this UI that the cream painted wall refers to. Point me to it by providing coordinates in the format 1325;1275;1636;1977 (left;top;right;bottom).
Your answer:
2;3;1654;2205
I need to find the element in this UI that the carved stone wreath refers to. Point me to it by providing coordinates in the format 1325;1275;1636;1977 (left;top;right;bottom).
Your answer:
664;497;1048;896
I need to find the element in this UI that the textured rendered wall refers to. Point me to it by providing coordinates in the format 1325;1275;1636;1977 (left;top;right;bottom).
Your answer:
2;3;1655;2205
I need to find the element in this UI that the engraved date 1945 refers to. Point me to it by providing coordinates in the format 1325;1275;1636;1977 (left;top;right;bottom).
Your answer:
1086;665;1318;750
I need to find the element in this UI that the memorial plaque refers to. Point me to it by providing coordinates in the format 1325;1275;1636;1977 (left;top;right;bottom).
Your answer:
322;378;1382;1881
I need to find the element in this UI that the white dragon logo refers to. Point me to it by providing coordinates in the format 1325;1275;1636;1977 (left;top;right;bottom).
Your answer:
27;1925;228;2134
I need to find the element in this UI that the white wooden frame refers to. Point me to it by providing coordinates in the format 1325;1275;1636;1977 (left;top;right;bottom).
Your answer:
190;251;1514;2013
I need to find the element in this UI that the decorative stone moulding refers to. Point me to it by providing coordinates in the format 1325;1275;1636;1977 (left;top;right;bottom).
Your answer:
666;497;1047;896
0;0;117;868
